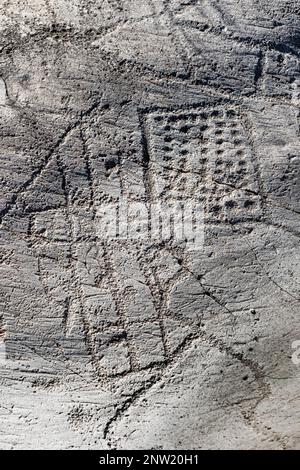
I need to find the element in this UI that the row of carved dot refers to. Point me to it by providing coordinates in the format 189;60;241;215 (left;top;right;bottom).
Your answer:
162;131;244;146
163;128;242;143
214;166;248;176
208;200;257;213
158;120;240;134
155;195;258;212
214;128;240;136
159;162;249;180
161;146;247;158
161;154;209;163
156;176;252;196
215;158;247;166
153;109;238;123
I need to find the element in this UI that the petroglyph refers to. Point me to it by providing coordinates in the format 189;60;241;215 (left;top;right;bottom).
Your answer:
0;0;299;450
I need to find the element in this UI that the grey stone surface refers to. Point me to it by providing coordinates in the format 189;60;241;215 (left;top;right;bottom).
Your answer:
0;0;299;450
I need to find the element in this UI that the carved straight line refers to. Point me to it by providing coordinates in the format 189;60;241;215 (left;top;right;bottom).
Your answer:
241;112;268;215
138;110;153;237
27;214;33;238
136;250;171;359
80;125;96;216
254;50;264;91
0;317;5;340
138;111;150;168
62;297;71;335
103;244;140;373
56;149;103;377
54;155;75;339
0;97;104;225
104;323;268;446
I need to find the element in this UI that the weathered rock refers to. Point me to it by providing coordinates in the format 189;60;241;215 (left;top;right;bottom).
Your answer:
0;0;299;450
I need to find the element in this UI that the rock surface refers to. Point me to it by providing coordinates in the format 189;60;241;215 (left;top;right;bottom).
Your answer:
0;0;299;450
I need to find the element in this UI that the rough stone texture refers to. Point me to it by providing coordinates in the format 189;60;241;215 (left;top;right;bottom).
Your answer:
0;0;299;450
